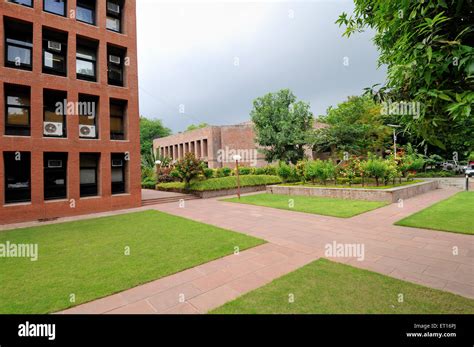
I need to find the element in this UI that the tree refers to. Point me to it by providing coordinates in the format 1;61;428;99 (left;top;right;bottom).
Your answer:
186;123;209;132
336;0;474;156
312;96;392;156
251;89;314;164
140;116;171;156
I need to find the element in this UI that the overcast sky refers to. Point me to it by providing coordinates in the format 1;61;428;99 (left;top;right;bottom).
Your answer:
137;0;387;133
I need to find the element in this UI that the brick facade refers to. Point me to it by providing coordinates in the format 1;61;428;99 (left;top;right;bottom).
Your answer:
153;122;268;169
0;0;141;225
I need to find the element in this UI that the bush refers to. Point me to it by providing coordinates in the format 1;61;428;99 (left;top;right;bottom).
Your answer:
216;167;232;177
141;177;157;189
263;165;278;176
253;167;266;175
203;168;214;179
362;157;388;186
414;170;456;178
304;160;336;185
157;175;282;191
277;162;292;182
174;153;204;188
156;167;177;183
238;167;252;175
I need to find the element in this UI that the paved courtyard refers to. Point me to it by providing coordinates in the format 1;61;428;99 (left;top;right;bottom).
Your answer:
60;187;473;314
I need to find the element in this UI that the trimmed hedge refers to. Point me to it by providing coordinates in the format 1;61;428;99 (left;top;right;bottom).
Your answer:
157;175;282;192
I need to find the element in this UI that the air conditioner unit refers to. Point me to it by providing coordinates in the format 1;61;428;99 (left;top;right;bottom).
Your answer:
112;159;123;167
109;55;121;64
48;41;62;52
107;2;120;14
79;125;96;138
48;160;63;169
44;122;63;137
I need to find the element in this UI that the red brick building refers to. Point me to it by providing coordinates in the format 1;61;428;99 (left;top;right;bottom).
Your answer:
153;122;268;169
0;0;141;224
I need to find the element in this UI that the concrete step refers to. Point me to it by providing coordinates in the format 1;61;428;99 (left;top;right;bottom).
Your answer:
141;195;200;206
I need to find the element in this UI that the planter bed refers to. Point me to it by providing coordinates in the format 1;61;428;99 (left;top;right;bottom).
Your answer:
267;180;439;203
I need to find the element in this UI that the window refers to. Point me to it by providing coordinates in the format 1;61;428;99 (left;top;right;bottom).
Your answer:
4;152;31;204
80;153;99;197
79;94;99;139
4;18;33;70
77;0;96;25
111;153;126;195
5;84;30;136
43;89;67;138
42;28;68;76
76;37;98;81
44;0;66;16
107;45;125;86
44;153;68;201
8;0;33;7
106;0;123;33
110;99;126;140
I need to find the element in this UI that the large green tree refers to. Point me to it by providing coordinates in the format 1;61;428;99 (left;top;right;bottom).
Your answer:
337;0;474;156
140;116;171;156
312;96;392;156
251;89;314;164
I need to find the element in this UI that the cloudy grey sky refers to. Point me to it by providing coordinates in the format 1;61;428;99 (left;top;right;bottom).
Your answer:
137;0;387;133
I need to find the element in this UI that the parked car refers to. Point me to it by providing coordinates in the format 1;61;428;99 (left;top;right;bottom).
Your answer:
441;160;466;174
466;162;474;177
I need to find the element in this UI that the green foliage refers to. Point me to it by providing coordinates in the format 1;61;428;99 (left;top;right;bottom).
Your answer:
203;168;214;179
238;167;252;175
140;116;171;156
469;153;474;161
304;160;336;185
157;175;282;192
362;156;389;186
277;162;292;182
141;176;157;189
337;1;474;153
174;152;204;188
263;165;278;176
253;167;267;175
312;96;391;155
251;89;314;164
413;170;455;178
186;123;209;132
216;167;232;178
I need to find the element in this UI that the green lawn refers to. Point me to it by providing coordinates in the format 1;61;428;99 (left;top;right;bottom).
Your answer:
222;193;388;218
395;192;474;235
0;210;264;314
157;175;282;192
212;259;474;314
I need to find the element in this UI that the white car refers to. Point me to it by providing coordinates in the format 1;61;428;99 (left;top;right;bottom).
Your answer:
466;164;474;177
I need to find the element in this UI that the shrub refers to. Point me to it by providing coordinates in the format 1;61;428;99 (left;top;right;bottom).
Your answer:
156;167;177;183
174;153;203;188
203;168;214;179
277;162;292;182
238;167;252;175
157;175;282;191
141;176;157;189
253;167;266;175
263;165;277;176
304;160;335;185
362;157;388;186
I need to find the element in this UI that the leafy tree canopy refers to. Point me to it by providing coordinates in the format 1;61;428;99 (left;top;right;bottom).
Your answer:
140;116;171;156
250;89;314;164
336;0;474;155
312;96;392;156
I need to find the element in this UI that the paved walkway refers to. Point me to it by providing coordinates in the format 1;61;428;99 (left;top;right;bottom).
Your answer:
60;187;473;314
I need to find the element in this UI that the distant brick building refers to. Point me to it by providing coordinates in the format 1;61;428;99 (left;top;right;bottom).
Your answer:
0;0;141;224
153;122;268;168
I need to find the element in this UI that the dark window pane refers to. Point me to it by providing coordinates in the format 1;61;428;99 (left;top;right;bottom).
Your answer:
44;0;66;16
7;45;32;66
44;153;68;200
4;152;31;204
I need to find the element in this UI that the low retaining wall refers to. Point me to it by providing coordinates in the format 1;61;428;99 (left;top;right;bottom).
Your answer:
267;181;439;203
418;177;473;190
194;185;267;199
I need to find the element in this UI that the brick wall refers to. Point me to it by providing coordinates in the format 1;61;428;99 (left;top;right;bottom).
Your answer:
0;0;141;224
